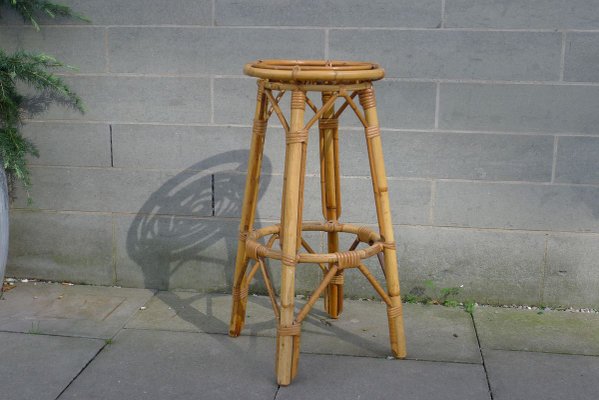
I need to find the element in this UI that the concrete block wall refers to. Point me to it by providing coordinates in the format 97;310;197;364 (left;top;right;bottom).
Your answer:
3;0;599;307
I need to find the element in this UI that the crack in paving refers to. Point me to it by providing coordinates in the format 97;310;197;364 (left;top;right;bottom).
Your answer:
53;342;108;400
470;312;494;400
272;385;281;400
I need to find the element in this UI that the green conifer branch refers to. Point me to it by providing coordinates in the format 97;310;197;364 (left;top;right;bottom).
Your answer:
0;1;88;199
0;0;90;29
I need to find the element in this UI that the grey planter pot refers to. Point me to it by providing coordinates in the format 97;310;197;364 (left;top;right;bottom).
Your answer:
0;165;8;285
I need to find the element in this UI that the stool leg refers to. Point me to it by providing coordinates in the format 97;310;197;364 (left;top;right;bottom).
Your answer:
319;92;343;318
359;87;407;359
276;90;307;385
229;82;268;337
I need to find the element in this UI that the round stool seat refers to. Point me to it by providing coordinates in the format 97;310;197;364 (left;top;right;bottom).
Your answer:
244;59;385;83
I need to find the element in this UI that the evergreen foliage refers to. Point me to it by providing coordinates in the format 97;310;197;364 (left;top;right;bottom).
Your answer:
0;1;87;198
0;0;89;30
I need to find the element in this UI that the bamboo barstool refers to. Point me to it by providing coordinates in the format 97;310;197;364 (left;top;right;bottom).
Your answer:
229;60;406;385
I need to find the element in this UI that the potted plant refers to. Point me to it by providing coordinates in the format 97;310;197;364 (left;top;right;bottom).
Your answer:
0;0;87;286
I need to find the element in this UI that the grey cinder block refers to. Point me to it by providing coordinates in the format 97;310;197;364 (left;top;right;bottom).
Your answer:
555;136;599;185
22;122;110;167
375;81;437;129
7;210;114;285
330;30;561;81
434;181;599;232
339;130;554;182
0;26;106;73
439;83;599;134
13;166;215;216
398;225;545;305
0;0;212;25
112;124;320;175
108;27;325;75
445;0;599;29
115;214;238;291
216;0;442;28
340;177;431;225
214;77;258;125
213;172;322;221
24;76;211;124
564;32;599;83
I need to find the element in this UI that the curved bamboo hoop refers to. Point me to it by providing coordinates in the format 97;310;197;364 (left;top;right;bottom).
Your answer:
245;222;393;266
244;60;385;83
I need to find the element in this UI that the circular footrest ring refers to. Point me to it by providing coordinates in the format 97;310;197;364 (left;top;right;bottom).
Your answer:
245;222;395;268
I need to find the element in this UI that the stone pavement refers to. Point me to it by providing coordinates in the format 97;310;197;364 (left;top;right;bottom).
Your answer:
0;282;598;400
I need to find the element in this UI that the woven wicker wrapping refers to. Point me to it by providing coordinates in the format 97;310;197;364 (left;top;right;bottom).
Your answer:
278;324;302;336
232;286;249;300
329;274;345;285
383;241;396;250
365;125;380;139
335;251;361;269
253;119;267;136
319;118;339;130
281;253;298;267
387;305;403;319
286;129;309;144
359;88;376;109
290;90;306;109
357;226;375;243
245;240;266;260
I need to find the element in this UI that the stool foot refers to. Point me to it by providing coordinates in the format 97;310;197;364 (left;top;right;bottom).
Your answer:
387;297;407;358
229;278;248;337
276;322;302;385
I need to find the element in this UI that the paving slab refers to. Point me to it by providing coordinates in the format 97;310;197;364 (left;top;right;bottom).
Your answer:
0;282;155;339
58;329;278;400
474;306;599;355
127;292;480;363
299;301;480;363
277;354;490;400
0;331;104;400
124;291;278;335
484;349;599;400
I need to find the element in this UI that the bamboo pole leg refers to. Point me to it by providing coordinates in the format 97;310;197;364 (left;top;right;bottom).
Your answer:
359;87;406;359
319;92;343;318
229;82;268;337
276;90;307;385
